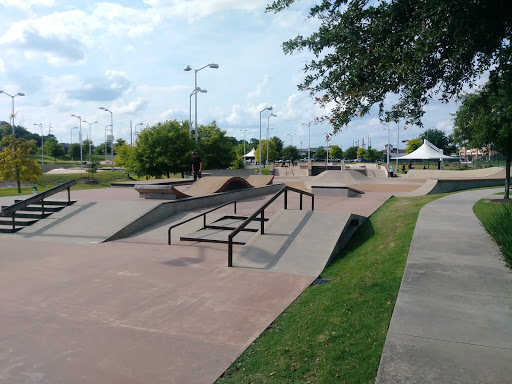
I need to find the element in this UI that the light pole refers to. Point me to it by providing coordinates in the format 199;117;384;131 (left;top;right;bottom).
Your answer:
71;126;78;144
382;122;390;166
71;115;83;172
134;122;143;144
286;133;294;146
184;63;219;142
0;90;25;135
189;87;207;137
33;123;43;165
323;131;332;164
259;106;273;173
83;120;98;161
99;107;113;169
240;129;247;163
301;122;312;162
104;124;112;162
396;121;400;171
267;113;277;165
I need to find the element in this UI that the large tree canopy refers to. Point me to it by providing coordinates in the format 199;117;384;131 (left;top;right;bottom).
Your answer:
453;69;512;199
267;0;512;130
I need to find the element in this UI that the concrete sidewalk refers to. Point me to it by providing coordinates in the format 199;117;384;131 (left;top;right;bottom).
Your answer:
376;189;512;384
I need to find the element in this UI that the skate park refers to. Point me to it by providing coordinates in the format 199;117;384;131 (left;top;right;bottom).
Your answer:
0;164;510;383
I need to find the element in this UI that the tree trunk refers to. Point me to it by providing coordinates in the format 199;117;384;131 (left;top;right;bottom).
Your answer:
505;157;510;200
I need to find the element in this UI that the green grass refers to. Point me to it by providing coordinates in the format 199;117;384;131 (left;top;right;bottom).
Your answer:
474;198;512;268
216;194;442;384
0;171;134;197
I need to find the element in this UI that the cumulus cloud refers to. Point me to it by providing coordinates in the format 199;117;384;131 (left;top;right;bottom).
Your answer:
66;71;132;102
118;98;148;114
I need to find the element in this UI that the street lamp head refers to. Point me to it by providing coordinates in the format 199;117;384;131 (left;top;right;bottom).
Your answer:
270;113;277;117
209;63;219;69
71;114;80;119
17;93;25;97
184;65;192;71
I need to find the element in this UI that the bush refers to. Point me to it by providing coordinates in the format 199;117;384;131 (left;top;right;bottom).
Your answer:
475;200;512;268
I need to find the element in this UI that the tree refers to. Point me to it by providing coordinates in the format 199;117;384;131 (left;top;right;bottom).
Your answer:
68;143;81;162
356;147;366;159
270;136;284;156
366;147;381;162
267;1;512;130
329;144;343;159
453;70;512;199
249;138;260;149
254;140;279;165
406;138;423;154
281;145;299;162
114;143;137;176
44;137;65;162
314;146;326;160
419;129;453;154
197;122;236;169
0;135;42;193
114;138;127;154
343;146;358;160
135;120;194;178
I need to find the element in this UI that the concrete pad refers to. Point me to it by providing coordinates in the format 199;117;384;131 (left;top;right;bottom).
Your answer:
377;333;512;384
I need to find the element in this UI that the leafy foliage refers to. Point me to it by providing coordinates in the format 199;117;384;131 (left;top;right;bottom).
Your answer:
197;122;236;169
281;145;300;162
266;0;512;130
343;146;358;160
419;129;453;154
406;138;423;154
0;135;43;193
356;147;366;159
453;69;512;199
329;144;343;159
44;137;66;162
314;145;326;160
271;135;284;156
134;120;194;178
255;140;279;164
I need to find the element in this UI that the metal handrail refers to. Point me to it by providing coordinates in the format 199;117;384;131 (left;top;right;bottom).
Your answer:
167;200;237;245
227;185;314;267
0;179;76;232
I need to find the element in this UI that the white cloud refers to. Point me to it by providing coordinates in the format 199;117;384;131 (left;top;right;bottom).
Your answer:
118;98;147;114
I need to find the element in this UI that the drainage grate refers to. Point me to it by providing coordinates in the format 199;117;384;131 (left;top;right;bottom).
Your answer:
311;278;330;286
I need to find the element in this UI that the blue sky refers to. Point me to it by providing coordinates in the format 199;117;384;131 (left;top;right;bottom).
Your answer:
1;0;466;152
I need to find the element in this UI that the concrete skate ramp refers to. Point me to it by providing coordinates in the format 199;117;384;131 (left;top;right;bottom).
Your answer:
234;209;365;277
174;176;252;198
246;175;274;186
304;169;363;187
402;166;506;180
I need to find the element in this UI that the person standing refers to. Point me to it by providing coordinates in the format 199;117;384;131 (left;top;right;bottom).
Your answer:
389;164;394;177
191;152;202;181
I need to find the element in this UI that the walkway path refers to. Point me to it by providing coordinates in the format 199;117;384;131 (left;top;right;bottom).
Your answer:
376;189;512;383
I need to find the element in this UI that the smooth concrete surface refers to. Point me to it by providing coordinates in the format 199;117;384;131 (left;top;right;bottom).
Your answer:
0;185;389;384
376;189;512;384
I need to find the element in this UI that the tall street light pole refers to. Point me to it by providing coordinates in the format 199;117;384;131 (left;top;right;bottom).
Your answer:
184;63;219;143
259;106;273;174
0;90;25;135
133;122;143;145
240;129;247;163
104;125;112;162
189;87;207;137
301;122;312;162
71;114;83;172
267;113;277;166
33;123;43;165
71;126;78;144
99;107;113;170
382;122;390;166
83;120;98;161
396;121;400;171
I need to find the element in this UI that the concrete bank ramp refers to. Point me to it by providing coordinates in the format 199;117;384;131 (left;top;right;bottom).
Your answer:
234;209;364;277
402;166;506;180
8;199;161;244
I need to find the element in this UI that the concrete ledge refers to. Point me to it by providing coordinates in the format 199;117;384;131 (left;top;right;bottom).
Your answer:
105;183;284;241
311;185;365;197
134;185;177;199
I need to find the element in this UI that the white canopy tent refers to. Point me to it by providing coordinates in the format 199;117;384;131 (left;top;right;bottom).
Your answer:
392;139;454;169
245;148;255;159
397;139;453;160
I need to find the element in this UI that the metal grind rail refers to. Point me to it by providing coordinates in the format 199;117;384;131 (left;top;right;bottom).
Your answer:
227;185;314;267
167;200;237;245
0;179;76;232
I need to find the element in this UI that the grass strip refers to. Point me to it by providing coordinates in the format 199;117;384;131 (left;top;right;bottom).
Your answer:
217;194;441;384
473;199;512;267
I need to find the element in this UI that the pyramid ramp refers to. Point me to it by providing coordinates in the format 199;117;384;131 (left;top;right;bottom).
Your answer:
233;209;365;277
